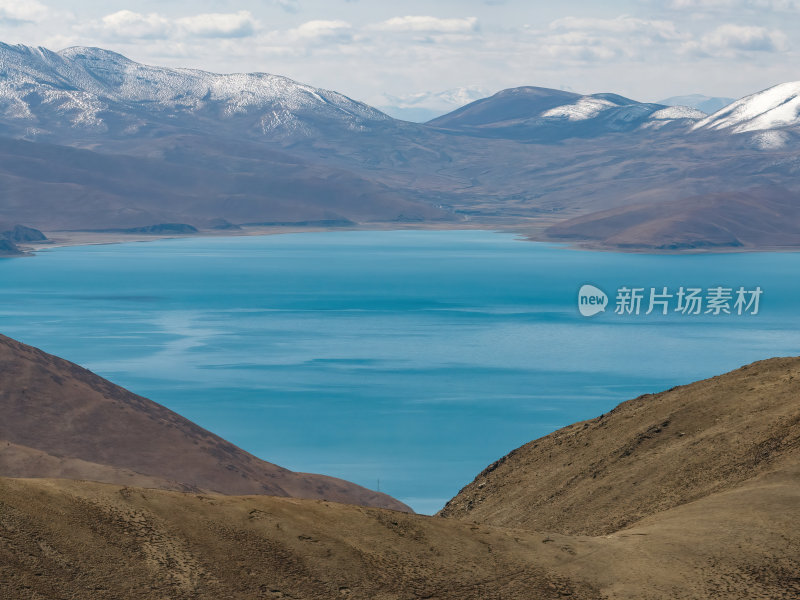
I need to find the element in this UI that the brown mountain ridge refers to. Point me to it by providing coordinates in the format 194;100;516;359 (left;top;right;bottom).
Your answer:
0;333;409;512
544;186;800;251
439;356;800;534
1;337;799;598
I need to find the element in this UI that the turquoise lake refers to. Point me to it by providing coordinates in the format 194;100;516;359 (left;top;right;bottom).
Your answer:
1;230;798;514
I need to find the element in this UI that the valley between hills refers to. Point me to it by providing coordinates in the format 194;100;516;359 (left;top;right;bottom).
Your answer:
1;334;798;599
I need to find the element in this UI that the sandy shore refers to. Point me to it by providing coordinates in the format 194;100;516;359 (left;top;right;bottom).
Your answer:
15;219;800;256
18;221;536;254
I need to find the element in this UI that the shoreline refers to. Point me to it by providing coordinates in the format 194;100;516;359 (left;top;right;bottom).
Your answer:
17;222;525;255
11;221;800;256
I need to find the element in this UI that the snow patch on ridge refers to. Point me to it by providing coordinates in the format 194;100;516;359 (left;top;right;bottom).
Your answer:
542;97;617;121
693;81;800;133
650;106;706;120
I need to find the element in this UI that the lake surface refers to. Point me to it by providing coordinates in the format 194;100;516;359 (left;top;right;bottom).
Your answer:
1;230;798;513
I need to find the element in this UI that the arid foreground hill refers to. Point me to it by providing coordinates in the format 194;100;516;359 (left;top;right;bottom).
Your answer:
439;356;800;535
1;342;798;599
0;334;409;512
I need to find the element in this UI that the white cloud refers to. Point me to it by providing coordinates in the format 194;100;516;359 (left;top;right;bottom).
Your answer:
759;0;800;6
685;24;789;55
88;10;259;41
549;16;683;41
668;0;800;9
287;20;353;41
0;0;49;24
178;11;257;39
536;15;789;66
532;16;687;64
669;0;736;6
540;34;621;62
372;16;479;34
14;4;799;108
99;10;172;40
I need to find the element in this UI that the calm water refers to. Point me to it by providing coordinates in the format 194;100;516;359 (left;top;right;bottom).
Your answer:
1;230;798;513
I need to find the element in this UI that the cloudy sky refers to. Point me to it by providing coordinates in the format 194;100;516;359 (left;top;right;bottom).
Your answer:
1;0;798;110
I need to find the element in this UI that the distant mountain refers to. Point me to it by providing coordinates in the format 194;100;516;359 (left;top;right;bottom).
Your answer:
427;86;702;140
545;186;800;250
2;223;46;242
376;86;491;123
658;93;734;115
0;237;21;255
693;81;800;137
0;224;46;256
376;105;445;123
0;44;452;231
0;43;390;143
0;42;798;251
428;86;581;128
0;334;410;512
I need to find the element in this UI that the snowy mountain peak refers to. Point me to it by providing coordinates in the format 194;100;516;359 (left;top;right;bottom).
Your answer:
58;46;134;69
0;43;389;141
692;81;800;134
427;85;706;140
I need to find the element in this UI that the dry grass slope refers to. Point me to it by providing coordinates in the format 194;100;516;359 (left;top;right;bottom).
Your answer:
0;334;409;512
1;465;797;599
1;339;798;598
0;478;602;600
439;356;800;535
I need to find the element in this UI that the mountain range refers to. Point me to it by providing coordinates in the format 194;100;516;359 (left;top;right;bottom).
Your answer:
0;42;798;253
1;335;797;598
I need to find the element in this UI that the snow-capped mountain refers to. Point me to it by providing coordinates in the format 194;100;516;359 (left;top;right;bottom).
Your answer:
427;86;704;140
0;43;390;142
0;41;791;149
539;92;704;128
693;82;800;134
0;41;797;253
